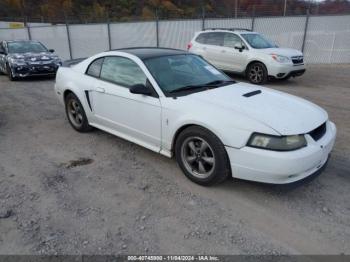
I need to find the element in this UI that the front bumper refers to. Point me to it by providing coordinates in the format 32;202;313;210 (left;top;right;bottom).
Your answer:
267;62;306;79
226;121;336;184
11;63;59;77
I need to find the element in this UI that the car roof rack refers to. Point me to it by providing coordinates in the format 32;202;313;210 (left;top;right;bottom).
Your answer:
204;28;252;32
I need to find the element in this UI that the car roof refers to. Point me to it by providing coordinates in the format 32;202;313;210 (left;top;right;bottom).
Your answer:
5;40;41;43
110;47;189;60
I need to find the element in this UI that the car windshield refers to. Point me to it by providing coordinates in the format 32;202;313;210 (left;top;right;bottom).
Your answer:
144;54;232;94
241;33;277;49
8;41;48;54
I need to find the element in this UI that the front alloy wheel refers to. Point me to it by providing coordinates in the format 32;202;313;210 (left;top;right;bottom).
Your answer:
6;64;16;81
175;126;231;186
247;62;267;85
181;136;216;179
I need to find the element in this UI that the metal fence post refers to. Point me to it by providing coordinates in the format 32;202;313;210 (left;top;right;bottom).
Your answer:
155;9;160;47
107;14;112;51
301;9;310;53
235;0;238;19
26;25;32;40
65;16;73;59
202;5;206;30
251;6;256;31
25;17;31;40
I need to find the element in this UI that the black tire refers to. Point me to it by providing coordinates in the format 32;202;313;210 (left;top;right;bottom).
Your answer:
175;126;231;186
0;66;5;75
6;63;17;81
64;93;93;132
283;75;292;81
247;62;268;85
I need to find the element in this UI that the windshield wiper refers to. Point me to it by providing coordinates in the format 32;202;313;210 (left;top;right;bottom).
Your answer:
169;80;235;94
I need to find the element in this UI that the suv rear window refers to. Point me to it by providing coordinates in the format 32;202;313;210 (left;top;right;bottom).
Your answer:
195;32;224;46
195;33;207;44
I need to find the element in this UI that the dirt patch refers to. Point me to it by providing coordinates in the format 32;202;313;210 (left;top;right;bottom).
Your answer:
63;158;94;169
0;209;13;219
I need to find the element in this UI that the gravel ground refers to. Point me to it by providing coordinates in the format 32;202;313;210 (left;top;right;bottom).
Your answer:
0;64;349;255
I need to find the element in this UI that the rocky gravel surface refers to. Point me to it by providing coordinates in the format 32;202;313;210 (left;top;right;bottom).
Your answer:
0;64;349;255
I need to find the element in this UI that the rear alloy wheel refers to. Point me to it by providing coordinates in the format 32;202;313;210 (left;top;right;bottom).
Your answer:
247;62;267;85
175;126;231;186
65;93;93;132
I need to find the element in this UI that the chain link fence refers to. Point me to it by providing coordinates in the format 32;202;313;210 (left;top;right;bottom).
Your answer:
1;5;350;64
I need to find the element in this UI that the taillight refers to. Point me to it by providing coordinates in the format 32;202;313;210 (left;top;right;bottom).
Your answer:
187;42;193;50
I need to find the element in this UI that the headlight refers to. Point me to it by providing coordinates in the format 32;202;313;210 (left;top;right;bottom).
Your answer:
271;54;291;64
53;57;62;66
247;133;307;151
9;58;26;66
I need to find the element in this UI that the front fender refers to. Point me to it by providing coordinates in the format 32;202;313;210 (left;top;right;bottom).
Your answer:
162;106;278;154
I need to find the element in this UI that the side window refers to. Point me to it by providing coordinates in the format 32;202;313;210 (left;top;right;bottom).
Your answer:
0;42;5;53
86;58;104;78
205;32;224;47
224;33;243;48
100;56;147;88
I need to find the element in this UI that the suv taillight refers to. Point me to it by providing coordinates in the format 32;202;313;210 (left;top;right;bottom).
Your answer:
187;42;193;50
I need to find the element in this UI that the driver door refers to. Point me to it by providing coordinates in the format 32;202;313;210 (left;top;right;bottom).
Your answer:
89;56;162;153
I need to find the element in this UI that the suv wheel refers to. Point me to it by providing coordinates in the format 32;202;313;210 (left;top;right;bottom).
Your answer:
175;126;231;186
247;62;267;85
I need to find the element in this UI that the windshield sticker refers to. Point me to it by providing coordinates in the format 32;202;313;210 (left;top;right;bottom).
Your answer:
204;65;221;75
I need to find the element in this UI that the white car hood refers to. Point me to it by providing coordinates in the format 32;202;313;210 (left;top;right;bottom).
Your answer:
256;47;303;57
185;83;327;135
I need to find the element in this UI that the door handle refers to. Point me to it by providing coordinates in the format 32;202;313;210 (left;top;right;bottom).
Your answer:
221;50;226;53
95;87;105;93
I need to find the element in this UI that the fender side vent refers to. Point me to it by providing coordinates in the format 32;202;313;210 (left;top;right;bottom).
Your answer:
85;91;92;111
243;90;262;97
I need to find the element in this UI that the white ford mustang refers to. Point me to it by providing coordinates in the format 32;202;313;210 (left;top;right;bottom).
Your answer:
54;48;336;186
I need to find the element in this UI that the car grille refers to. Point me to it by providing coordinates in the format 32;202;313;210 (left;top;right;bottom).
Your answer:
26;64;57;74
292;56;304;65
309;122;327;141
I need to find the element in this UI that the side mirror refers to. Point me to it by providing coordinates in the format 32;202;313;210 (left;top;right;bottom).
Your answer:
49;49;55;53
130;84;152;96
234;43;245;52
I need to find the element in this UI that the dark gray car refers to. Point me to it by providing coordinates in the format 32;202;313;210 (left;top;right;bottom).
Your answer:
0;40;62;81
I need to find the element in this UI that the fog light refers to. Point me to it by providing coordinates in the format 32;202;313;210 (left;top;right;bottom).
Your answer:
277;73;286;77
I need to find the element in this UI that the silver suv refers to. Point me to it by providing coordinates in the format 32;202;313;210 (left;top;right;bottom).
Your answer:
188;28;306;84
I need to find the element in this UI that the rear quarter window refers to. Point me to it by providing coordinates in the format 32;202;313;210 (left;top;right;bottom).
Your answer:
86;58;104;78
196;32;224;46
